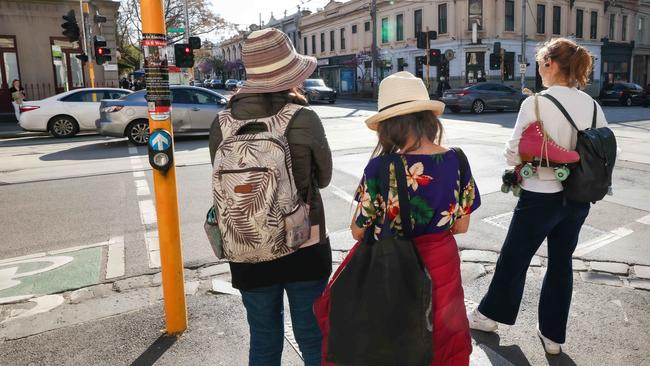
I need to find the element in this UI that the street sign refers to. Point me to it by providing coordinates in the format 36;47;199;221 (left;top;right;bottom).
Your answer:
519;63;527;74
149;130;171;151
168;27;185;33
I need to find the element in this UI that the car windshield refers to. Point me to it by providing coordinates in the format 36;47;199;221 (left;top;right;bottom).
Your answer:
304;79;326;87
226;79;237;83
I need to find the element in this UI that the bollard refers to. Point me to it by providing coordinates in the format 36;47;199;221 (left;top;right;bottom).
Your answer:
140;0;188;335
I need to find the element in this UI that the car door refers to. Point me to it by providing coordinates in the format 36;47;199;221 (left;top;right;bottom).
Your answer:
187;89;226;130
499;85;519;109
170;88;194;131
61;90;110;130
476;84;500;109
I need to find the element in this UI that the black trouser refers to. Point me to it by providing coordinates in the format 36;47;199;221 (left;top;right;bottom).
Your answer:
478;190;590;343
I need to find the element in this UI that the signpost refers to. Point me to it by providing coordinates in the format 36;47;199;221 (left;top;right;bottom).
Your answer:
140;0;187;335
168;27;185;33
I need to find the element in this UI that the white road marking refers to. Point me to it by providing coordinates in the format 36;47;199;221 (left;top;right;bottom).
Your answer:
148;250;161;268
138;199;157;226
1;295;65;323
482;212;514;230
132;164;144;170
0;252;47;266
128;146;139;155
574;227;634;257
636;214;650;226
135;179;151;196
105;236;125;279
144;230;160;252
133;171;145;178
327;184;355;204
47;241;108;255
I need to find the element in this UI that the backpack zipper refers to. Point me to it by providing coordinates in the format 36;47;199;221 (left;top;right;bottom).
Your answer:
218;167;269;175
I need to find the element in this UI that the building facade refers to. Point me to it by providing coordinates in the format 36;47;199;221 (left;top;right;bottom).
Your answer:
0;0;120;115
219;34;246;80
633;0;650;88
266;10;312;54
300;0;645;96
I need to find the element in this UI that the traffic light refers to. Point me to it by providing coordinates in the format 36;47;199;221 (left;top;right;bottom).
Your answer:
489;53;501;70
428;31;438;41
493;41;501;55
61;10;80;43
188;36;202;50
416;31;438;49
75;54;89;63
174;43;194;68
428;49;441;66
93;36;111;65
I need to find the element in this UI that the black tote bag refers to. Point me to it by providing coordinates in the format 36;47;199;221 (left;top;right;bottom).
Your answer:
327;154;433;366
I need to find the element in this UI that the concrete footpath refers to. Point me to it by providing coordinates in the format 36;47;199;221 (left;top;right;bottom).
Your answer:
1;260;648;365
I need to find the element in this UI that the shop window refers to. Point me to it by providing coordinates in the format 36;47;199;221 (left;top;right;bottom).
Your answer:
505;1;515;32
320;33;325;53
553;6;561;35
468;0;483;30
537;5;546;34
414;9;422;37
398;58;405;71
439;4;447;34
396;14;404;41
576;9;584;38
591;12;598;39
382;17;389;43
330;30;335;51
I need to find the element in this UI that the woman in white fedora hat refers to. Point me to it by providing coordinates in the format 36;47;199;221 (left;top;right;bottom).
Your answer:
351;71;480;365
209;28;333;366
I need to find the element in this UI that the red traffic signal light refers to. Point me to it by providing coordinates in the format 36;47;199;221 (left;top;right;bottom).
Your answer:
428;49;442;66
185;47;191;54
174;43;195;68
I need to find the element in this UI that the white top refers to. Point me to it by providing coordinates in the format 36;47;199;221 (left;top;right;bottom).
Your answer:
505;86;608;193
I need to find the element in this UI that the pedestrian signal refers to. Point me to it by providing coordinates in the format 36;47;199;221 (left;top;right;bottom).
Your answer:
174;43;194;68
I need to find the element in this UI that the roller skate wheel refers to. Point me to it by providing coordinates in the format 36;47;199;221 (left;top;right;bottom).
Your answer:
501;184;511;194
512;186;522;197
554;167;570;181
520;164;535;179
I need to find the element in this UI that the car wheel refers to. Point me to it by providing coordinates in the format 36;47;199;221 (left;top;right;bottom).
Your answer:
126;120;150;146
48;115;79;138
472;100;485;114
450;107;461;113
623;96;633;107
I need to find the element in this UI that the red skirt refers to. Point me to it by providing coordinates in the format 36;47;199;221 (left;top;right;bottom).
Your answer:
314;231;471;366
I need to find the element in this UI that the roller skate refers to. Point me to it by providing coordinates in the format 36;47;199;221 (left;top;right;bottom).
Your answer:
518;121;580;182
501;168;522;197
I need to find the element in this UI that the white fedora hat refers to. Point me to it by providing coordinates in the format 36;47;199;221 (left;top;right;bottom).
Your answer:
365;71;445;130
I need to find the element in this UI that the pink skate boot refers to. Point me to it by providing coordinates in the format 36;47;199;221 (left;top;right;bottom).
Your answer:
518;122;580;181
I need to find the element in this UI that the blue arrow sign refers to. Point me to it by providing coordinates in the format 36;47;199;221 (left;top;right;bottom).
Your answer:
149;130;171;151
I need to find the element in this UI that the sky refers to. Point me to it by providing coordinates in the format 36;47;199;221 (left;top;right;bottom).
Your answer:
209;0;335;41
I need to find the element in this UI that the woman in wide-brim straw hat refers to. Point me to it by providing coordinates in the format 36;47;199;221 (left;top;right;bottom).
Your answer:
350;71;479;365
208;28;333;366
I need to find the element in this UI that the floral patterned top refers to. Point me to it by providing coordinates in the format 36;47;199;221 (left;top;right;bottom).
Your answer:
354;151;480;239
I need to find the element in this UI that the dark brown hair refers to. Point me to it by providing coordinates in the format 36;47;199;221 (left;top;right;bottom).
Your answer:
536;38;593;89
371;111;444;158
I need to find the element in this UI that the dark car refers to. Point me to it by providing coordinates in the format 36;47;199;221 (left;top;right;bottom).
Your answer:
302;79;337;104
440;82;527;114
208;79;224;89
225;79;239;90
600;82;648;107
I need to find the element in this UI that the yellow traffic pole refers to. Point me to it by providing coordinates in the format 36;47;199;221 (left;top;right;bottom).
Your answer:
140;0;188;335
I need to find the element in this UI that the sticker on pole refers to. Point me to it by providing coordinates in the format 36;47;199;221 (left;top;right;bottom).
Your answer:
149;130;172;151
142;33;171;121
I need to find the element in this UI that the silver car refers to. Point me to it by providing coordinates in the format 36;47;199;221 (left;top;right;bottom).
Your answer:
441;82;527;114
96;86;228;145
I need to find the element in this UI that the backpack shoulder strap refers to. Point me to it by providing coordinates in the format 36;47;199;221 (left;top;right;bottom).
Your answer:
261;103;304;136
591;101;597;129
541;93;580;132
451;147;468;186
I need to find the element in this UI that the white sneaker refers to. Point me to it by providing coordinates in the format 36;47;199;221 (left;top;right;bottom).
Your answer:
537;326;562;355
467;308;498;332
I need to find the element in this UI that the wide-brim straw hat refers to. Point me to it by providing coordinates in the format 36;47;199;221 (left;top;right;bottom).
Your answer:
238;28;317;94
366;71;445;130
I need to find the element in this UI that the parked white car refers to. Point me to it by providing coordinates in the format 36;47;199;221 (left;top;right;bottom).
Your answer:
19;88;132;138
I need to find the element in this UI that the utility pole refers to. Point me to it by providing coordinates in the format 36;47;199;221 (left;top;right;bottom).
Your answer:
520;0;526;90
371;0;378;99
79;1;95;88
140;0;188;335
425;26;430;90
183;0;194;81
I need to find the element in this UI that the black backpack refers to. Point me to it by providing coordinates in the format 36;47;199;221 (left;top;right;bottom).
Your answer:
542;94;617;203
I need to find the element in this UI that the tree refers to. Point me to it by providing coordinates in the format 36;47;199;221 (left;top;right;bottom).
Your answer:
118;0;230;46
196;55;224;77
